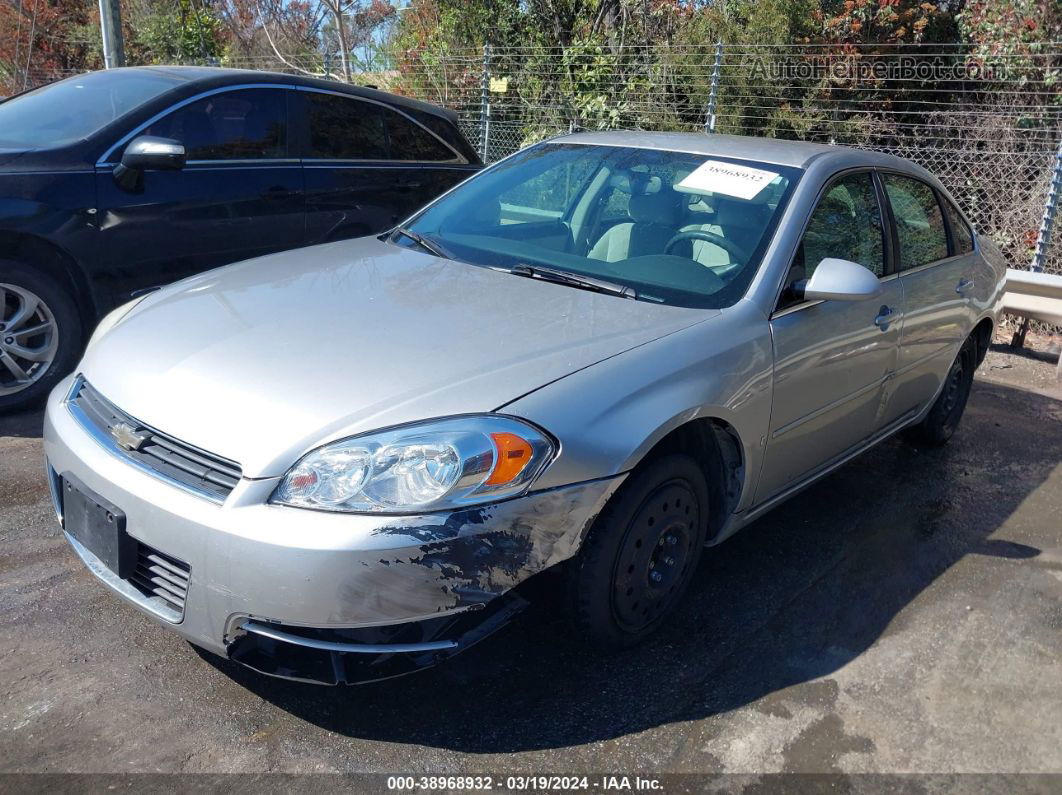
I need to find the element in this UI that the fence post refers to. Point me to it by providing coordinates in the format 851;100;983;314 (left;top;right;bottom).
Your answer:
1030;139;1062;274
1011;139;1062;348
479;43;492;162
703;40;723;134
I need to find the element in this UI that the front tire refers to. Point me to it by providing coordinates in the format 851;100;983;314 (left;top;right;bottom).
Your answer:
0;260;83;413
910;335;977;447
566;454;709;651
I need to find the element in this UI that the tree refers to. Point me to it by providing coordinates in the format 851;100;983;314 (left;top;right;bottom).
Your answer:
246;0;394;80
132;0;225;62
0;0;101;94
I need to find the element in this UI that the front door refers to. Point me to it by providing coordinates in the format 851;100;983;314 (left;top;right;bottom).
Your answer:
756;171;902;504
95;87;304;302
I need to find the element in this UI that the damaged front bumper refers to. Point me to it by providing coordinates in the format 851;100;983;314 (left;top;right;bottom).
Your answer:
43;376;624;684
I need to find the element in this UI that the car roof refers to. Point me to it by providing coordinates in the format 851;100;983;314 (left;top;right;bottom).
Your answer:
548;130;918;172
110;65;459;122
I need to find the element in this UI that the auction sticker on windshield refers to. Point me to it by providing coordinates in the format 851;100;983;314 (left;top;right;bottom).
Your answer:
676;160;780;200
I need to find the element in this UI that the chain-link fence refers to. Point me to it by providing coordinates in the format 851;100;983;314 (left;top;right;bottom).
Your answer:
12;42;1062;295
396;43;1062;284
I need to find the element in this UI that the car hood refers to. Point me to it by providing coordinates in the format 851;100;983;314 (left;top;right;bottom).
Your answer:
81;236;715;477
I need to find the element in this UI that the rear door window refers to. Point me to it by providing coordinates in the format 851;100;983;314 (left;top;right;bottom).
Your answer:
882;174;949;269
306;92;388;159
306;92;455;162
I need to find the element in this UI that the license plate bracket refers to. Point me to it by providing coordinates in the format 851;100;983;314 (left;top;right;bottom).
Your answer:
60;472;134;578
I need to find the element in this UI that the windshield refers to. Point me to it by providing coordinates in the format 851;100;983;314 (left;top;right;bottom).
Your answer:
398;142;800;308
0;70;182;148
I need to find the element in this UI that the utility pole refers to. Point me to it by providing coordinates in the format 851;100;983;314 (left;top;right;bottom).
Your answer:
98;0;125;69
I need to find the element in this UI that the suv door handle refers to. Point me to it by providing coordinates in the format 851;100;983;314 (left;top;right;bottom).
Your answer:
955;278;974;294
874;305;895;331
261;186;296;200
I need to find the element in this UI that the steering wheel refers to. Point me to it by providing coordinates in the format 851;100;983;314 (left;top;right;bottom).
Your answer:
664;230;749;263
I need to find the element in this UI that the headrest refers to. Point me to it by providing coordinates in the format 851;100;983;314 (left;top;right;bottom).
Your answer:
609;172;662;195
630;190;679;226
713;197;769;231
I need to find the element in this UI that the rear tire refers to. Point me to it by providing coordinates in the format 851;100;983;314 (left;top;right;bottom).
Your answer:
0;260;83;413
566;454;709;651
909;335;977;447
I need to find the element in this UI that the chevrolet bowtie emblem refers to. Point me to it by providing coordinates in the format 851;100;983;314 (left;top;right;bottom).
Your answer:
111;422;147;452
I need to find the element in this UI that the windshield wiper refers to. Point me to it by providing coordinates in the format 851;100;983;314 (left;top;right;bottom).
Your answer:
508;264;637;300
392;226;453;260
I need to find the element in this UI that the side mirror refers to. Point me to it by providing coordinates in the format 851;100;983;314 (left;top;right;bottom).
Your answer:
113;136;185;191
121;135;186;171
792;257;882;303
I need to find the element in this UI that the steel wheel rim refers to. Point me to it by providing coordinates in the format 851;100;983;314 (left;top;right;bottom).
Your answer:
611;479;698;634
941;354;965;421
0;283;59;396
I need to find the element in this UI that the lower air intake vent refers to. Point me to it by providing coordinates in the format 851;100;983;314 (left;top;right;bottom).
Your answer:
127;543;191;620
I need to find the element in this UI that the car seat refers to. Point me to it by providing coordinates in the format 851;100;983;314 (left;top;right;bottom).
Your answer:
588;189;682;262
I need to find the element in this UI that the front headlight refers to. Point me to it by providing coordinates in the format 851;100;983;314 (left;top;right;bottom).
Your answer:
271;416;556;513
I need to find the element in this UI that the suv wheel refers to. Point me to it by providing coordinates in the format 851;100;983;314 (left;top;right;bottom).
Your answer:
0;260;83;413
566;454;709;651
909;335;977;447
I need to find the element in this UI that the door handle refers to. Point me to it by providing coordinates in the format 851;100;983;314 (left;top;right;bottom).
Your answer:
955;278;974;294
874;305;895;331
261;186;295;200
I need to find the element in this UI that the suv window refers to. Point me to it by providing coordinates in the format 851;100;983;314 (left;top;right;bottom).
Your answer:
941;196;974;255
795;172;885;282
387;111;456;161
306;92;388;159
145;88;287;160
306;93;455;162
882;174;948;269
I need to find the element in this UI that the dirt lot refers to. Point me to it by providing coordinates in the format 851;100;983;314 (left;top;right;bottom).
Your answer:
1;344;1060;781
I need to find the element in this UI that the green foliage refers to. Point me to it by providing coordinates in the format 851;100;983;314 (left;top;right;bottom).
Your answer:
135;0;225;62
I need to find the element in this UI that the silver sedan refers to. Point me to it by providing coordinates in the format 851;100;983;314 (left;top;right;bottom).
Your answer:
43;132;1006;684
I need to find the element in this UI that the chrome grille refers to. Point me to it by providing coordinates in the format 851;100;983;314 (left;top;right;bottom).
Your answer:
128;543;191;618
68;377;241;502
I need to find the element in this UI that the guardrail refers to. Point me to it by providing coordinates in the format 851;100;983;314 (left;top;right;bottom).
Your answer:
1004;268;1062;377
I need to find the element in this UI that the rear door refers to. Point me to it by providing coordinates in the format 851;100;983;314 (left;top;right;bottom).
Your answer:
95;87;304;299
756;171;903;503
879;173;975;421
299;90;479;244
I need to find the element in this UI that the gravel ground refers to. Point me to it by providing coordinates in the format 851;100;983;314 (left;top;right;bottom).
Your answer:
1;344;1060;782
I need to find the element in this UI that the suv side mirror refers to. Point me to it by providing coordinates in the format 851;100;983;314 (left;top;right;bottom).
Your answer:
792;257;882;302
121;136;186;171
113;136;185;191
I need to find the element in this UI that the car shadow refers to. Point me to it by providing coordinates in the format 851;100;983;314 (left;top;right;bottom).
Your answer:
199;380;1059;753
0;407;44;439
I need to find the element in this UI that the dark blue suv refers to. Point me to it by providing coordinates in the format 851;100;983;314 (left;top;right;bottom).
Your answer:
0;66;481;411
